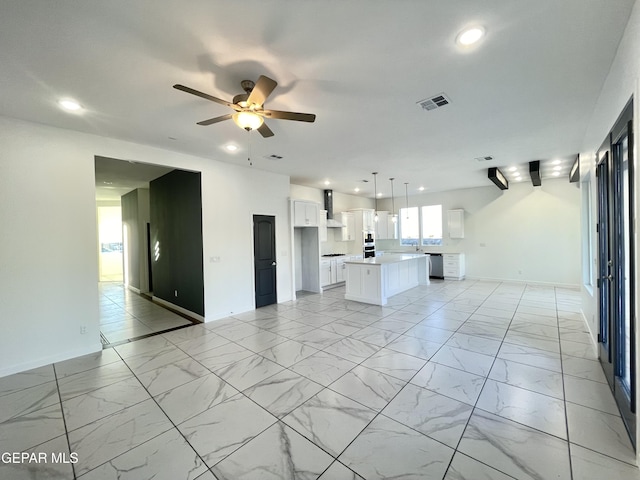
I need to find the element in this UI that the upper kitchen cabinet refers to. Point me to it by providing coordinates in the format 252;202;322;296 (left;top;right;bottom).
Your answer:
374;211;398;240
375;211;389;239
293;200;320;227
349;208;376;235
340;211;355;241
447;209;465;239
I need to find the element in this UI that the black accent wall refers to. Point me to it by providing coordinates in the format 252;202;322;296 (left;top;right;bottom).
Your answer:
150;170;204;316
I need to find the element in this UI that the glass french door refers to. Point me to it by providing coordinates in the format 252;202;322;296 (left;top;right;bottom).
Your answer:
597;98;635;446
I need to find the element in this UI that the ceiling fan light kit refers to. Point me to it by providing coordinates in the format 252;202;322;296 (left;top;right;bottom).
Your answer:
233;111;263;131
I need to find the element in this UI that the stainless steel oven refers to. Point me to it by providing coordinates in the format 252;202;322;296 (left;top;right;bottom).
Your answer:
363;232;375;258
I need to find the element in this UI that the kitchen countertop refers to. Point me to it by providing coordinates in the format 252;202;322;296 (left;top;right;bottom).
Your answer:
345;253;426;265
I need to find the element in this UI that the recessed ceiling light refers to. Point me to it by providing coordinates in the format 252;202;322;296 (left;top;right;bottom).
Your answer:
552;159;562;165
354;187;360;193
225;144;238;152
377;192;382;197
418;186;425;191
324;180;330;186
58;98;82;111
509;166;518;172
553;166;562;171
457;26;485;46
553;171;561;176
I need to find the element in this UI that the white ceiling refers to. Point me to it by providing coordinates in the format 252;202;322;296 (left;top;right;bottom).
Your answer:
0;1;635;198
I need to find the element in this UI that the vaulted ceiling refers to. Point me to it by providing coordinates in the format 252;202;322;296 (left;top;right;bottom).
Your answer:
0;1;635;198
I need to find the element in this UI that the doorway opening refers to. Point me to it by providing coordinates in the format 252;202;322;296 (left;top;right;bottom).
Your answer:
95;156;202;346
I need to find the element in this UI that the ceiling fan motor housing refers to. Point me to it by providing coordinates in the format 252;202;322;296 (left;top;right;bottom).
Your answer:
233;93;250;106
240;80;255;94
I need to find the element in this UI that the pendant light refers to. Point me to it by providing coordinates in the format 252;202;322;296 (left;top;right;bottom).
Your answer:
372;172;379;222
389;177;397;223
404;182;409;219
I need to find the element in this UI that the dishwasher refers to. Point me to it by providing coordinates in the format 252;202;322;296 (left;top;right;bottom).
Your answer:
428;253;444;279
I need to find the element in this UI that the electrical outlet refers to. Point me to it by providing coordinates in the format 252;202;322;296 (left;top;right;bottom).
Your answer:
80;326;87;334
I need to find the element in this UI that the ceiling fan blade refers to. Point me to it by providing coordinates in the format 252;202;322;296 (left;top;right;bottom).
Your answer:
257;122;274;138
247;75;277;107
261;109;316;122
173;84;239;110
197;114;232;126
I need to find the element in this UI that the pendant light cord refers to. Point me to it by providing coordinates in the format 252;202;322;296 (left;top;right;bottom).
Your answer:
405;182;409;219
390;178;395;213
247;129;252;166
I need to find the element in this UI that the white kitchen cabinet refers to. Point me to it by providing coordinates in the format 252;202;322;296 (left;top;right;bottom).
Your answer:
375;211;389;239
293;200;319;227
340;212;356;241
336;257;346;283
387;213;398;239
319;209;328;242
374;211;398;240
447;209;465;239
443;253;465;280
321;257;347;288
320;259;332;287
350;208;376;234
345;263;381;301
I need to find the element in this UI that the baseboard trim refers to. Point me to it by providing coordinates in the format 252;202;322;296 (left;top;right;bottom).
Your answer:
0;342;102;378
464;276;580;289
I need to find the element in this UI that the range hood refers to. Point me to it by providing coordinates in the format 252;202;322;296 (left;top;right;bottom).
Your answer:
324;190;344;228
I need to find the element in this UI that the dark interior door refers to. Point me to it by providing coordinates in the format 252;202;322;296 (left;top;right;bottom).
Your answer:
253;215;277;308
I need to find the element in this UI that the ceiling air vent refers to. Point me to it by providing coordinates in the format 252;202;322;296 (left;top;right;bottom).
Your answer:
417;93;451;111
474;155;494;162
264;154;283;160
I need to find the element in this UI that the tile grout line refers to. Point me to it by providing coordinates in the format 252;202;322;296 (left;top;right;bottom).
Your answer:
556;286;576;480
444;280;520;479
51;363;78;480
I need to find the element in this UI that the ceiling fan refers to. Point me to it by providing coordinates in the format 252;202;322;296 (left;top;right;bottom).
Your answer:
173;75;316;138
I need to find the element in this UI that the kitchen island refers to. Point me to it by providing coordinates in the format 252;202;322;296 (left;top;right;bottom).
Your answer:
344;254;430;306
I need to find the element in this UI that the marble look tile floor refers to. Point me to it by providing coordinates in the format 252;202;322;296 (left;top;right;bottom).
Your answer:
1;280;638;479
98;282;194;345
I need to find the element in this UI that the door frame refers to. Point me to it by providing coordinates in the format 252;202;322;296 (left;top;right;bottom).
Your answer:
596;97;636;446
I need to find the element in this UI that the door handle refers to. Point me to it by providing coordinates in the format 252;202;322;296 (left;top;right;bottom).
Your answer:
272;261;277;266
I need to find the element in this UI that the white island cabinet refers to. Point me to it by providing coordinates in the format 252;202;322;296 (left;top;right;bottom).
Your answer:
344;254;429;306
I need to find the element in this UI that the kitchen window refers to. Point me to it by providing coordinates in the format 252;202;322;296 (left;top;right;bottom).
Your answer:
399;204;443;246
399;207;419;246
421;205;443;246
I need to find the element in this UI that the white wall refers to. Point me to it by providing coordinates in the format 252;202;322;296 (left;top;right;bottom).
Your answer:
376;180;581;286
0;115;293;377
578;0;640;453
